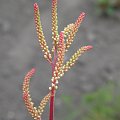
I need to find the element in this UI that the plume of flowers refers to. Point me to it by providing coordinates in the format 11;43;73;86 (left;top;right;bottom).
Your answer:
34;3;52;63
23;68;51;120
23;0;93;120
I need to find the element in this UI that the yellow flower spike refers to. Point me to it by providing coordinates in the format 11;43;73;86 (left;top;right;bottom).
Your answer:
65;12;85;51
51;0;59;50
38;92;51;116
34;3;52;63
23;68;40;120
63;45;93;72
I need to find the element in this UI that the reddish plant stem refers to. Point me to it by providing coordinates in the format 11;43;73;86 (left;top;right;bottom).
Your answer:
49;49;57;120
49;88;55;120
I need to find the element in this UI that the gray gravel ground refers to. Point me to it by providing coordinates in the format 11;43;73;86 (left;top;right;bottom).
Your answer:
0;0;120;120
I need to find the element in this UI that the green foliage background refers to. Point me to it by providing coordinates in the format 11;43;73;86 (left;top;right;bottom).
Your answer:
62;82;120;120
95;0;120;16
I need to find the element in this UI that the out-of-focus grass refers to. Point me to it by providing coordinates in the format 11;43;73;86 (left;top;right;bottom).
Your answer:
62;82;120;120
96;0;120;16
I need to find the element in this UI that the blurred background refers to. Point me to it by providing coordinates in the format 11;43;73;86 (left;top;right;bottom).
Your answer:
0;0;120;120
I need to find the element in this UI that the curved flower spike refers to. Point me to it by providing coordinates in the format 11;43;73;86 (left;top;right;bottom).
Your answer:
63;45;93;72
23;68;40;120
34;3;52;63
51;0;59;50
56;45;93;80
65;12;85;51
23;69;51;120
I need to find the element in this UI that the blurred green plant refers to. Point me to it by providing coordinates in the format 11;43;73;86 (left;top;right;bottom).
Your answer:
96;0;120;17
62;82;120;120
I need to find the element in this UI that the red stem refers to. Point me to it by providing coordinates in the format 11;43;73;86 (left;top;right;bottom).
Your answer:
49;88;55;120
49;49;57;120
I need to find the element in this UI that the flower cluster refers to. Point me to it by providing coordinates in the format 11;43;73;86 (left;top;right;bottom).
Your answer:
23;0;92;120
23;68;51;120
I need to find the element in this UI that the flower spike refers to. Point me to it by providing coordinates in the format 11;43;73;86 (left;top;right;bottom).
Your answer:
23;68;40;120
23;69;51;120
52;0;59;51
34;3;52;63
65;12;85;51
63;45;93;72
38;92;51;116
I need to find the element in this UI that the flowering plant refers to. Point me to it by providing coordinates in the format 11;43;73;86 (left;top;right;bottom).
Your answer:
22;0;92;120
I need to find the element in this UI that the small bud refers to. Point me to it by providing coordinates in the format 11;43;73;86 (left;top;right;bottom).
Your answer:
55;86;58;90
52;83;55;87
51;78;54;82
49;87;52;90
56;80;58;84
